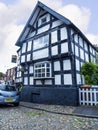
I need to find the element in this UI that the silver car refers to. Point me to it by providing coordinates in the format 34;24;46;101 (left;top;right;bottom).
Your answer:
0;85;20;106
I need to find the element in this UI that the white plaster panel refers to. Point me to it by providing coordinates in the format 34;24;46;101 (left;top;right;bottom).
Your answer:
29;76;34;85
29;65;33;74
20;28;30;42
54;61;60;71
90;46;93;53
27;54;31;61
45;80;52;85
75;45;79;57
21;55;25;63
36;80;42;85
51;46;58;55
80;49;84;60
61;42;68;53
79;37;83;47
28;31;36;38
52;20;62;28
76;59;80;71
60;27;67;40
51;30;58;44
17;71;21;77
85;52;89;62
63;60;71;70
84;41;88;52
64;74;72;85
33;48;48;60
76;74;81;84
16;77;22;83
74;34;78;43
24;77;28;85
27;41;32;51
37;25;50;34
55;75;61;85
22;42;26;53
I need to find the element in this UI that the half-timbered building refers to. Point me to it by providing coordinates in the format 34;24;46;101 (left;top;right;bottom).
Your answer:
15;1;97;105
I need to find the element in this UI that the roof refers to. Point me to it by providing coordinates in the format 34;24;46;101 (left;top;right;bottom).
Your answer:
15;1;97;51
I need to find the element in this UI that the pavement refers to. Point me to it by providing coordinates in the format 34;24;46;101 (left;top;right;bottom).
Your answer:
20;101;98;118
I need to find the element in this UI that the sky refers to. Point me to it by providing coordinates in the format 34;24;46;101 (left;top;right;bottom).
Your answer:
0;0;98;73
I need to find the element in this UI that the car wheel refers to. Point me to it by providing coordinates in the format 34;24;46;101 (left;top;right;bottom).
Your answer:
14;102;19;106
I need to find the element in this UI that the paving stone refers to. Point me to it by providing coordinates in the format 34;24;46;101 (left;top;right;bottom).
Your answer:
0;105;98;130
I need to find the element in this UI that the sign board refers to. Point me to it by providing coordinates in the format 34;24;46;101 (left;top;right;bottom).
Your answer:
11;55;17;63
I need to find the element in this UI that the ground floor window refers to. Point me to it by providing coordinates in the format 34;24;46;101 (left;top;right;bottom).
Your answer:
34;62;51;78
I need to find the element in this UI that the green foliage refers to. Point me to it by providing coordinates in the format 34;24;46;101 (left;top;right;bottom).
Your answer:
0;72;4;79
81;62;98;85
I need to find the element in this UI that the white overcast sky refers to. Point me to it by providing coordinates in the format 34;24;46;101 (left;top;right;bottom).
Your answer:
0;0;98;73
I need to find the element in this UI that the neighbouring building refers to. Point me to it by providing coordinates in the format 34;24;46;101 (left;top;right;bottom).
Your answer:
6;67;17;85
15;1;98;105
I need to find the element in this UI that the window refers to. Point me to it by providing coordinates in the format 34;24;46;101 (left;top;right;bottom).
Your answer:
41;17;47;24
38;15;48;26
34;62;51;78
33;35;49;50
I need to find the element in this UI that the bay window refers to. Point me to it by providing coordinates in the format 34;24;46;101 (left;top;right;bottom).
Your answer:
34;62;51;78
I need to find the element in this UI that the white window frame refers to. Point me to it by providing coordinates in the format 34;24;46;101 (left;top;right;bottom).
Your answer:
34;62;51;79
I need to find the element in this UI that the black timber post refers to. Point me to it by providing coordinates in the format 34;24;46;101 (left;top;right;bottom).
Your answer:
67;27;77;86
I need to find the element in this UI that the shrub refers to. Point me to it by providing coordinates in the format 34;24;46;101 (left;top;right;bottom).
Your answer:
81;62;98;85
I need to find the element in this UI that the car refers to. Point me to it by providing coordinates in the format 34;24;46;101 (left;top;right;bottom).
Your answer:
0;85;20;106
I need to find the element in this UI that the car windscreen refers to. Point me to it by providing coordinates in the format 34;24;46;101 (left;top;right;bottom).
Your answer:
0;85;16;91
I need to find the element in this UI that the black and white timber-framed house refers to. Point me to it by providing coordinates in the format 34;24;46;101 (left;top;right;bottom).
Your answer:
15;1;98;106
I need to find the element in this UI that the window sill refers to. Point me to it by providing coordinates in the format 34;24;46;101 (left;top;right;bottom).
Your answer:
34;77;54;80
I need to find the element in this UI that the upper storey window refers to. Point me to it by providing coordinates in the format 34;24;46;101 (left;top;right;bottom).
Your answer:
41;17;47;24
33;35;49;50
38;14;50;27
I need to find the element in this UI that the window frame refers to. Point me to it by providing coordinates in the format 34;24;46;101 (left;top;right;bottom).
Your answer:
34;62;52;79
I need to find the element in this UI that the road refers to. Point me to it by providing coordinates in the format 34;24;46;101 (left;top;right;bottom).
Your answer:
0;105;98;130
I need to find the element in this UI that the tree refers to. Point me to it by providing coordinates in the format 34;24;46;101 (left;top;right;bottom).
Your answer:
81;62;98;85
0;72;4;80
